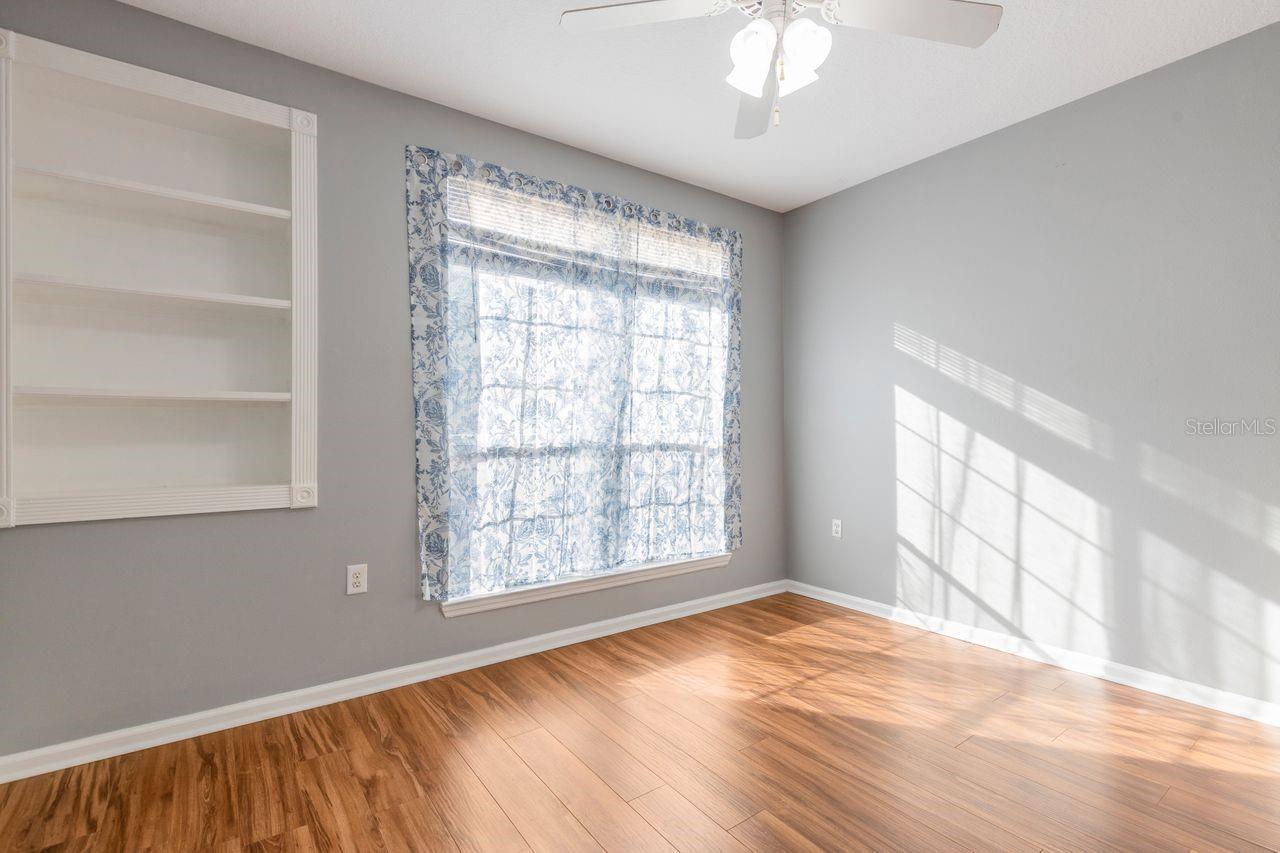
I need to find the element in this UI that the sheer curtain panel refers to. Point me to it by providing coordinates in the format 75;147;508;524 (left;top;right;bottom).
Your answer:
406;148;742;602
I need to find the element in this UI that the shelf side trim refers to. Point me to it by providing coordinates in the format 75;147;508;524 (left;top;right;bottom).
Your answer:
290;109;317;137
290;122;318;508
0;33;13;527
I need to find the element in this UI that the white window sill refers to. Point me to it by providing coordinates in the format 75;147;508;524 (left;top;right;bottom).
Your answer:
440;552;732;617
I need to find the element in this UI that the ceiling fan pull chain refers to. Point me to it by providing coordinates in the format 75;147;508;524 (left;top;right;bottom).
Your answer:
775;52;784;125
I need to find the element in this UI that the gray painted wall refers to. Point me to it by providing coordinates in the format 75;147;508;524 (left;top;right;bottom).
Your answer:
784;24;1280;704
0;0;786;754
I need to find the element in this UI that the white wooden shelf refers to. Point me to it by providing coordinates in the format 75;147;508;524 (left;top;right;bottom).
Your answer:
14;166;291;233
14;273;292;316
14;386;291;405
0;30;319;526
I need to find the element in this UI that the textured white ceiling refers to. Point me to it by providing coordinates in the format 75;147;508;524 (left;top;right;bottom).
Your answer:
117;0;1279;211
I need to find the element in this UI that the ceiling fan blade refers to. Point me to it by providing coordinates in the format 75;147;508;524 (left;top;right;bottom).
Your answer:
733;45;780;140
561;0;729;32
825;0;1002;47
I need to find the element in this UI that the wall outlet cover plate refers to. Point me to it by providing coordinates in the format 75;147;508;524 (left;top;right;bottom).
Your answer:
346;563;368;595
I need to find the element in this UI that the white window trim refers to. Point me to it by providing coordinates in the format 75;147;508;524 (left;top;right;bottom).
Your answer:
440;552;732;617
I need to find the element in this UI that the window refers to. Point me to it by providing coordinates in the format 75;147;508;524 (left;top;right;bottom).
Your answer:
407;148;742;605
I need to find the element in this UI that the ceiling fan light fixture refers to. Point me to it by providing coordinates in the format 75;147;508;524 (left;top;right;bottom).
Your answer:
725;19;777;97
556;0;1006;138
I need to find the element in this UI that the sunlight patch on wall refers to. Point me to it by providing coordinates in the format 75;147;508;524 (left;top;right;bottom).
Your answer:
1140;531;1279;702
893;324;1112;457
1141;443;1280;556
895;386;1113;659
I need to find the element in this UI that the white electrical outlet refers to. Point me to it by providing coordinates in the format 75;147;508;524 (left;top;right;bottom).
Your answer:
346;563;368;595
831;519;842;539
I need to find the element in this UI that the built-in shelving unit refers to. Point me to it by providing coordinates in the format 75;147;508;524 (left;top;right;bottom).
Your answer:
0;30;318;527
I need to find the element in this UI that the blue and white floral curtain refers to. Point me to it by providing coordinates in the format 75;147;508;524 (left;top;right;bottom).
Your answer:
406;147;742;601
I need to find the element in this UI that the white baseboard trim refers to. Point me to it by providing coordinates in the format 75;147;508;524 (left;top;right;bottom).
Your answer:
787;580;1280;728
0;578;787;783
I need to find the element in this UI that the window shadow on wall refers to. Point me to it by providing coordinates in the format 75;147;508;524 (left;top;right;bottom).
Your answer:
892;323;1280;704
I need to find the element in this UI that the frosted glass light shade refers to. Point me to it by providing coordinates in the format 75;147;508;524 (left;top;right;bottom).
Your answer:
778;18;831;98
782;18;832;71
726;20;777;98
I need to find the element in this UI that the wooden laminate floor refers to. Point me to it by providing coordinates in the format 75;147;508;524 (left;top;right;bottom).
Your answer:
3;593;1279;851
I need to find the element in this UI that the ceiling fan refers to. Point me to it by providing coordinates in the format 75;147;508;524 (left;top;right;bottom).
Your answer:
560;0;1003;139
